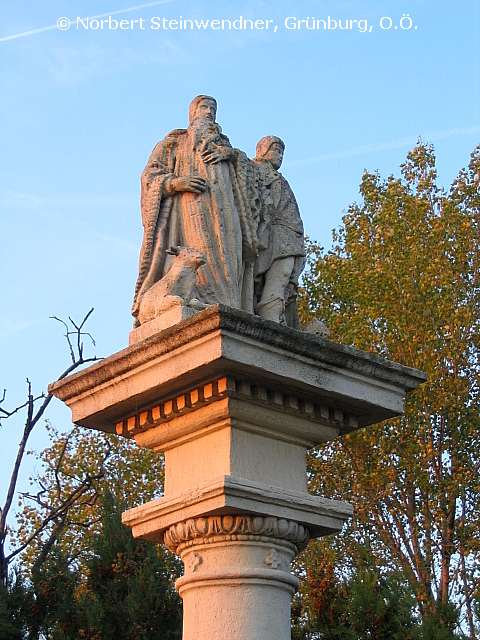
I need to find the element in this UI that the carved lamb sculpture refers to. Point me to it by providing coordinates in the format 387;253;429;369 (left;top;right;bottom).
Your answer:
137;246;206;326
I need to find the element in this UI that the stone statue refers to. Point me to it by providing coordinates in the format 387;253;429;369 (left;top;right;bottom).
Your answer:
131;99;306;333
132;95;260;327
253;136;306;328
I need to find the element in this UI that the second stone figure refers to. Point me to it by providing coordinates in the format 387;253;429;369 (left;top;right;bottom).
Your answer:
253;136;306;329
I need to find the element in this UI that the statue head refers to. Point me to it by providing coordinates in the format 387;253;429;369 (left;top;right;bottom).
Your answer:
255;136;285;170
189;95;217;124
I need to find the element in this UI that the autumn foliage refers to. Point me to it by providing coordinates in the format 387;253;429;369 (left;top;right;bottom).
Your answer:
298;142;480;636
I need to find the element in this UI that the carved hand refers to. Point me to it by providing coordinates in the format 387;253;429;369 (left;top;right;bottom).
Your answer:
201;146;234;165
170;176;207;194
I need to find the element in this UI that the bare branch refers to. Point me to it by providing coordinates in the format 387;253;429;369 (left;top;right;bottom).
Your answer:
0;309;98;585
78;307;94;329
6;469;104;566
50;315;75;363
0;390;45;424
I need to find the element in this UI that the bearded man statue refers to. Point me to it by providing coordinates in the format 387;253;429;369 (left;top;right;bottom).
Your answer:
132;95;259;327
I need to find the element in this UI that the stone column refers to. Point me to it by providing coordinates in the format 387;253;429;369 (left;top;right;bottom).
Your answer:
165;515;308;640
49;305;426;639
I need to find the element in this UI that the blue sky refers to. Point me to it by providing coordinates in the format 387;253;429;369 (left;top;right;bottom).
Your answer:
1;0;479;520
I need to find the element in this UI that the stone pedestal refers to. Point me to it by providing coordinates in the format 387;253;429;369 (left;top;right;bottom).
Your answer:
49;305;426;640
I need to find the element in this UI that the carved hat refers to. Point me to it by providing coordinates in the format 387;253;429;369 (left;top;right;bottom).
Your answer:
189;95;217;123
255;135;285;159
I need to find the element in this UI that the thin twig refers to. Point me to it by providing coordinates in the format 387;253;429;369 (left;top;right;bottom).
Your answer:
0;309;98;586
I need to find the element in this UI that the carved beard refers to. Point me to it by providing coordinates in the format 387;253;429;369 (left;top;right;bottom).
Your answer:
188;118;223;152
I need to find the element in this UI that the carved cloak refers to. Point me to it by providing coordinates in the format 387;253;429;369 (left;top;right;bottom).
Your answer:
132;126;259;323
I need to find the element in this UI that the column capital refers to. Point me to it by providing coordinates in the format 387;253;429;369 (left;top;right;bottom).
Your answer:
164;514;310;555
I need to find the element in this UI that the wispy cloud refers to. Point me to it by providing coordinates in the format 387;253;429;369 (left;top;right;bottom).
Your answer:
0;190;44;205
0;189;136;207
285;125;480;168
0;319;40;338
97;234;139;254
0;0;176;43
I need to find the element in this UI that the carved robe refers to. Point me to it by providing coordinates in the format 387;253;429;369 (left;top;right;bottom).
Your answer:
132;121;259;323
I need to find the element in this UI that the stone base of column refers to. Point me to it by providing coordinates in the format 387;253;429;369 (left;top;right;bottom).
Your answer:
165;515;308;640
49;305;426;639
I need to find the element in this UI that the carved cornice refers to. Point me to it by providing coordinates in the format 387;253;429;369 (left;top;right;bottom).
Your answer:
115;375;358;438
164;515;310;554
48;304;426;435
49;304;426;404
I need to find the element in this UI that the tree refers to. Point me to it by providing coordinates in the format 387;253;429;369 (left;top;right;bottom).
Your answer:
292;547;419;640
13;423;166;579
0;568;33;640
298;142;480;636
0;310;98;586
1;312;182;638
28;494;182;640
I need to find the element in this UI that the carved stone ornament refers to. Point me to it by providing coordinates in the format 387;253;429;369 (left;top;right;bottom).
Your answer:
303;317;331;338
185;551;202;573
115;374;359;441
265;548;281;570
164;515;310;555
